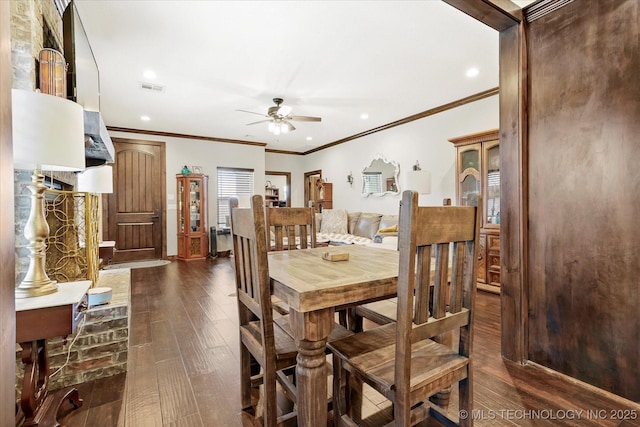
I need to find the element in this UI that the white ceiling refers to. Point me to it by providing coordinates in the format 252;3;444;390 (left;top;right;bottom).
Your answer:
73;1;527;154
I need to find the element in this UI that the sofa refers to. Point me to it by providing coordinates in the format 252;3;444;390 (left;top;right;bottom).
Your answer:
315;209;399;250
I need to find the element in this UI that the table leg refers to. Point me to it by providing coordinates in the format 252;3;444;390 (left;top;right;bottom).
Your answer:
289;308;334;427
20;339;49;423
430;331;453;409
19;340;83;427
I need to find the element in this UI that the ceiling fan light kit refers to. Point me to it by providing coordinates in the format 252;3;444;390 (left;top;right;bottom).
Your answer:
240;97;321;135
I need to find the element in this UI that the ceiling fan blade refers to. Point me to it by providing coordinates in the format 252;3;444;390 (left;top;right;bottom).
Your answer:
288;115;322;122
285;121;296;132
237;109;268;117
246;119;271;125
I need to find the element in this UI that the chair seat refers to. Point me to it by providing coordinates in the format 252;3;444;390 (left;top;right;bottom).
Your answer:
241;320;298;370
330;324;469;399
354;298;398;325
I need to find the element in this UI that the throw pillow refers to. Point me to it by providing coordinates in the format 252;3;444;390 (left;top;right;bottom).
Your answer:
320;209;348;234
378;224;398;233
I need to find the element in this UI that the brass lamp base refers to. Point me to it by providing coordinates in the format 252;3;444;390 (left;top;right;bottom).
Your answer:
15;170;58;299
15;279;58;299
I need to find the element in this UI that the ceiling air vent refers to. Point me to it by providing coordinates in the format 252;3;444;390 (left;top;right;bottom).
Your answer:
139;81;165;93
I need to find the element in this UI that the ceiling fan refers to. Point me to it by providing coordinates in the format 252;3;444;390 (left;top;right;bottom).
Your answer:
238;98;321;135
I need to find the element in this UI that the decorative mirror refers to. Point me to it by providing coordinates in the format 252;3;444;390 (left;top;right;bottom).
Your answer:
361;154;400;197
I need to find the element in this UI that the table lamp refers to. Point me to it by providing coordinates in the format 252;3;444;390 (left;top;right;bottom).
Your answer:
77;164;113;194
77;165;114;306
77;163;113;243
12;89;86;298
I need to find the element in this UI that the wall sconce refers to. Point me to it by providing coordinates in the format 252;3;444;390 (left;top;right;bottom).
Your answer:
347;172;354;186
12;89;86;298
404;160;431;195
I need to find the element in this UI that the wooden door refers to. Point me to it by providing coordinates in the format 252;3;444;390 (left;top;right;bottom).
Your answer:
106;138;166;262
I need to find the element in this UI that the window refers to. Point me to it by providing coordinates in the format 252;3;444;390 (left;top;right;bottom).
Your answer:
362;172;382;194
217;167;254;227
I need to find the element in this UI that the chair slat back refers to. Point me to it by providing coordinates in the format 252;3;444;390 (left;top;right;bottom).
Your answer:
265;207;316;251
395;190;481;396
230;196;275;341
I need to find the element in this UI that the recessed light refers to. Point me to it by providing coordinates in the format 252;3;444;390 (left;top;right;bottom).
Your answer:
360;113;369;120
306;137;313;141
143;70;156;79
466;67;479;77
140;115;150;121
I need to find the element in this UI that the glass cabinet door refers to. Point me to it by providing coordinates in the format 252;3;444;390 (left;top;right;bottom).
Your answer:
459;145;481;207
189;179;201;232
178;179;185;233
461;174;480;207
485;142;500;226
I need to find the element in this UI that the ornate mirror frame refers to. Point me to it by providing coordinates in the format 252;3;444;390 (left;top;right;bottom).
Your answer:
361;154;400;197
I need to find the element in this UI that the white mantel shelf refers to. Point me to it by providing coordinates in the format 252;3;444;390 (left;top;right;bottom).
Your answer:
15;280;91;312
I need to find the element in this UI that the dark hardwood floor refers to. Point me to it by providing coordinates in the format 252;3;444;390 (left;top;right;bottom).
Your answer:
57;258;639;426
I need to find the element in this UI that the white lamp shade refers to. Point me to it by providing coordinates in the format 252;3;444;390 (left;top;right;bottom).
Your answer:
12;89;86;171
77;165;113;193
404;170;431;194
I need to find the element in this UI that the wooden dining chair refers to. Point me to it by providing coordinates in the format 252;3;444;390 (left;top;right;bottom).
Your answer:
230;195;352;426
328;191;481;426
229;195;298;426
350;198;453;332
265;206;319;315
265;206;317;251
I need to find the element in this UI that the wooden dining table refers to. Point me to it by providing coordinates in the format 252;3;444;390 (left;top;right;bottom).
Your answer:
268;244;399;426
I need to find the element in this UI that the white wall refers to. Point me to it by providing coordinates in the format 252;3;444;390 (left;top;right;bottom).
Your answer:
270;96;499;214
109;130;266;256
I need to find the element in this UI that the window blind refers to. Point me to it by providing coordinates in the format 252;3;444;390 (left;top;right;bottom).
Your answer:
362;173;382;194
217;167;254;227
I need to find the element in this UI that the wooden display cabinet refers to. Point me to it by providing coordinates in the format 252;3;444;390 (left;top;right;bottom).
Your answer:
177;173;208;260
449;129;500;293
318;182;332;211
265;184;280;207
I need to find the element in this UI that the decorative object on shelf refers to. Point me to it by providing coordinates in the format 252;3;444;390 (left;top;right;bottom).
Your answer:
12;89;86;298
181;165;191;176
347;172;354;186
361;154;400;197
39;48;66;97
404;160;431;195
191;165;203;174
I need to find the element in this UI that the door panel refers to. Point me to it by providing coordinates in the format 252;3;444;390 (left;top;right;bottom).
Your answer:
107;139;165;262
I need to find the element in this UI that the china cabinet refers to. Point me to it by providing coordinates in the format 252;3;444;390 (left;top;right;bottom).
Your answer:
449;129;500;294
177;173;208;260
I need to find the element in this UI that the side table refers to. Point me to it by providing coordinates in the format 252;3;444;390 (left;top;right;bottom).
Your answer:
15;280;90;427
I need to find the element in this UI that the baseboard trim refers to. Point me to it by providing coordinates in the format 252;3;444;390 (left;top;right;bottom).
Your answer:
525;360;640;409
